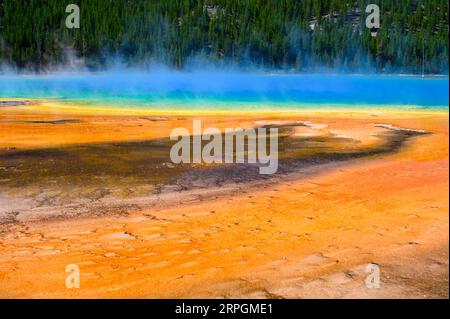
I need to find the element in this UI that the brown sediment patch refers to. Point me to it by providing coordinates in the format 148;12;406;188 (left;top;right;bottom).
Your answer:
0;121;429;222
0;101;30;107
139;116;169;122
0;119;81;125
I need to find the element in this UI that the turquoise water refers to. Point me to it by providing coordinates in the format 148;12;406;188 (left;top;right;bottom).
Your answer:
0;72;448;110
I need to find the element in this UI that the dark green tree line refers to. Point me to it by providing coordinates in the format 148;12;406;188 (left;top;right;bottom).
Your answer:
0;0;448;73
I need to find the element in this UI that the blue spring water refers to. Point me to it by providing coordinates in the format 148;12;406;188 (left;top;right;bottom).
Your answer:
0;72;448;111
